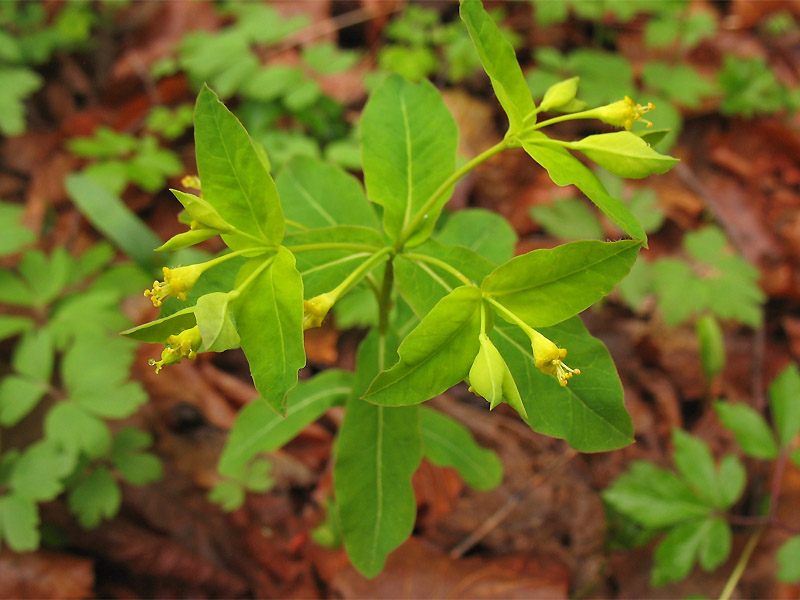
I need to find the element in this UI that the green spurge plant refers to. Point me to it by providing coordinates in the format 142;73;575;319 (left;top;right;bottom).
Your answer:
123;0;678;577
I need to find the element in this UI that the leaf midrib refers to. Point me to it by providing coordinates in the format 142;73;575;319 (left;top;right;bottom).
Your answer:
210;103;270;241
486;242;636;297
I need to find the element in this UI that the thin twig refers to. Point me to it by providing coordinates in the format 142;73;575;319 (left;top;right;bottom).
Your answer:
449;447;578;559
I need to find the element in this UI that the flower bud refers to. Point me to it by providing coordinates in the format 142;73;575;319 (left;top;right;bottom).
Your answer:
144;264;204;307
540;77;580;113
148;326;202;374
588;96;655;130
468;334;528;419
529;329;580;386
302;293;335;330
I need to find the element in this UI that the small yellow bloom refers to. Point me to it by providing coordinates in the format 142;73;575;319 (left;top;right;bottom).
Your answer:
302;293;335;330
181;175;201;190
148;326;202;373
592;96;655;130
144;265;203;307
529;329;580;387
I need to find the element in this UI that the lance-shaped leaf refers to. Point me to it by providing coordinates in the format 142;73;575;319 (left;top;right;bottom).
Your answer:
421;407;502;491
460;0;535;133
492;316;633;451
335;330;422;578
155;228;220;252
566;131;679;179
171;189;233;231
364;285;482;407
194;85;284;248
521;134;646;243
232;248;305;415
395;239;494;316
194;292;240;352
121;307;196;343
482;239;640;328
362;74;458;247
284;225;385;297
276;156;379;230
219;369;353;477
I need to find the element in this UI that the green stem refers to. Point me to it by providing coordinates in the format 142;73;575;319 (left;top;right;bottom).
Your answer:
403;253;475;286
201;246;272;270
484;297;536;338
524;109;601;133
377;260;394;336
285;219;309;231
286;242;383;253
395;139;509;251
718;529;762;600
228;255;276;300
329;247;393;304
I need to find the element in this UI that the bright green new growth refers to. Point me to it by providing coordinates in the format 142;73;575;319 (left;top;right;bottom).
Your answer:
124;0;678;577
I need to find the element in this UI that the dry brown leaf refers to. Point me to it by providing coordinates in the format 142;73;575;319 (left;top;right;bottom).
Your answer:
0;550;94;600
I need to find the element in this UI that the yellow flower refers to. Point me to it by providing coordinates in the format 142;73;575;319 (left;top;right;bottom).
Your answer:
148;326;202;373
591;96;655;130
529;329;580;387
144;265;204;307
302;293;334;330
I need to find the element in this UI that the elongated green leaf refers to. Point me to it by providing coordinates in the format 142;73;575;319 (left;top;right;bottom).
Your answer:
335;330;422;577
194;292;240;352
521;135;646;242
218;369;353;477
699;517;731;572
460;0;535;133
232;248;305;415
493;316;633;451
276;156;379;230
436;209;517;265
0;376;47;426
194;85;284;248
155;228;220;252
421;407;502;490
482;239;640;327
120;307;196;343
714;401;778;459
0;494;39;551
716;455;746;509
395;239;494;316
672;429;718;507
602;461;710;529
364;286;482;406
769;364;800;449
362;74;458;247
696;314;726;382
284;226;385;297
12;328;53;383
66;174;162;270
170;189;233;231
568;131;678;179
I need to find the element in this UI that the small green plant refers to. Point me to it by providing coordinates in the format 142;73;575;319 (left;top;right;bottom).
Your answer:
0;205;162;550
718;54;800;118
603;364;800;592
124;0;678;577
374;4;520;84
0;0;98;136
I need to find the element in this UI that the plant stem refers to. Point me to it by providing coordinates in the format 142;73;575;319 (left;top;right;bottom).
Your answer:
403;253;475;286
329;247;393;305
395;139;509;251
202;246;272;270
718;529;762;600
285;219;308;231
484;297;535;338
228;255;276;300
377;260;394;336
